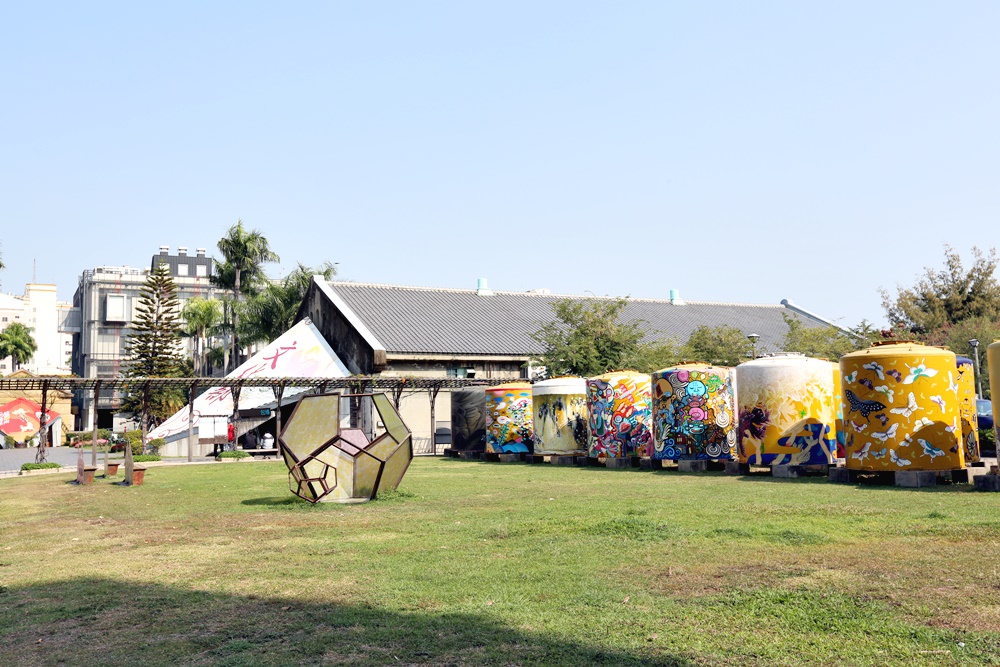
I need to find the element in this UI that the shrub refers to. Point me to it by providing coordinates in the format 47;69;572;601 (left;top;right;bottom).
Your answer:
20;462;62;472
133;454;161;462
148;438;165;454
217;450;249;459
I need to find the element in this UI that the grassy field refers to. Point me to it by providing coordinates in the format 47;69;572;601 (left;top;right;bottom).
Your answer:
1;458;999;666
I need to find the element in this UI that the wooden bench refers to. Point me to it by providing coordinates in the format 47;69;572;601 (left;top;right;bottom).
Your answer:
244;448;280;459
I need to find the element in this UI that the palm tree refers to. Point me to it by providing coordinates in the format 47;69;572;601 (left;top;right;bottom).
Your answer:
242;262;337;345
0;323;38;372
216;221;279;370
182;297;223;376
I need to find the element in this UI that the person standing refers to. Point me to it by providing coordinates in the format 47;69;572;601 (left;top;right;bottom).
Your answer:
227;419;235;451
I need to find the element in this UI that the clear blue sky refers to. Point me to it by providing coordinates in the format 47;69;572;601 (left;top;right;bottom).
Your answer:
2;2;998;329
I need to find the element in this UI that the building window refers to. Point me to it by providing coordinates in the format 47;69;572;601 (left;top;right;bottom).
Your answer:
177;263;189;277
105;295;127;322
196;264;208;277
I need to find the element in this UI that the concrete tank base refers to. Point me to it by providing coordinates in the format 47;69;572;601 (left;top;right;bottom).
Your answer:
895;471;938;488
974;475;1000;492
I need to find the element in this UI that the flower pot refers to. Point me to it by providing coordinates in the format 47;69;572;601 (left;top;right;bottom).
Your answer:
105;462;120;477
80;467;97;485
130;466;146;486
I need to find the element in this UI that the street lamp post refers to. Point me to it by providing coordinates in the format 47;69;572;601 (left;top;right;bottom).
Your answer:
747;333;760;359
969;339;983;398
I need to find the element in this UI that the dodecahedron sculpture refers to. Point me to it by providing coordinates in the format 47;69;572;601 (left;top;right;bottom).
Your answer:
279;392;413;503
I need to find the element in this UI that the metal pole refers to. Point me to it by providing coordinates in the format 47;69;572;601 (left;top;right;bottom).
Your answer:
90;380;101;468
187;381;198;462
275;381;286;444
970;340;984;398
429;385;440;456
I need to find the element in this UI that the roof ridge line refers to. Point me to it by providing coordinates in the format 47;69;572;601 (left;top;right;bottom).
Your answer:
328;281;786;308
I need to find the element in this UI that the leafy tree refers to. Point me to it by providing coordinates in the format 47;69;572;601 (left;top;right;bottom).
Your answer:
781;314;875;360
216;221;280;369
532;298;648;378
917;315;1000;398
182;297;223;376
125;263;185;377
241;262;337;345
623;338;683;373
681;325;752;366
880;245;1000;335
0;322;37;371
123;263;187;426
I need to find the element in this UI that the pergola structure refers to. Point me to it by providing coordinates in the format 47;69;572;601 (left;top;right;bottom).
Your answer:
0;376;510;465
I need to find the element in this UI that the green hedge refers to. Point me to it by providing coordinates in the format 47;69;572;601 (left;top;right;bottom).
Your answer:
20;462;63;471
217;450;249;459
133;454;161;463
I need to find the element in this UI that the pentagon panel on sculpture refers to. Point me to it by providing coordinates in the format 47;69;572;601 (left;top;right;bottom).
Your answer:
279;393;413;504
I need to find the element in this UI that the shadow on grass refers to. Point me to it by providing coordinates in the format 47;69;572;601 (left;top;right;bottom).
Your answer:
0;578;695;666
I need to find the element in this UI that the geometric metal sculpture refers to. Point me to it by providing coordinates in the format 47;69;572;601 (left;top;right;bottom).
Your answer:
279;392;413;503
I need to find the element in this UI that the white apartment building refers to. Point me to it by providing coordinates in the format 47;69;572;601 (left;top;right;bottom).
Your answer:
71;246;222;430
0;284;76;376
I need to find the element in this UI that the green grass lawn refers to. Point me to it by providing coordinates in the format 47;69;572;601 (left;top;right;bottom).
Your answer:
1;458;999;666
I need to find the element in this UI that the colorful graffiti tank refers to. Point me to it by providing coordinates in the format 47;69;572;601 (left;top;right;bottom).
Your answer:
956;357;980;464
532;377;589;455
840;342;962;472
735;355;837;466
586;372;652;458
485;383;534;454
651;364;736;460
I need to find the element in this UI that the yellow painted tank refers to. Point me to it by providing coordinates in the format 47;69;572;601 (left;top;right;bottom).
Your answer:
955;356;979;464
735;354;837;465
651;363;736;461
485;382;533;454
586;371;652;458
989;341;1000;445
840;342;962;472
532;377;589;455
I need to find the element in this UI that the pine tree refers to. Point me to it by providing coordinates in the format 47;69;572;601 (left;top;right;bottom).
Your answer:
126;263;185;378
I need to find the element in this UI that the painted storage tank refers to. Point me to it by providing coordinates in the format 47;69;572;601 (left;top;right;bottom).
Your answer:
841;342;962;472
990;341;1000;446
451;387;488;452
651;363;736;460
956;356;980;464
485;382;533;454
586;371;652;458
736;354;837;465
831;361;846;458
532;377;589;455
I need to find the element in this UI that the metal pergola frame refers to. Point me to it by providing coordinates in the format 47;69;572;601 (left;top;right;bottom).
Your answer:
0;375;512;466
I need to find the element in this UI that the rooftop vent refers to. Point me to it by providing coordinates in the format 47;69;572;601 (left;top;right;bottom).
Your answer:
476;277;493;297
177;246;188;256
159;245;169;255
196;248;206;257
669;289;685;305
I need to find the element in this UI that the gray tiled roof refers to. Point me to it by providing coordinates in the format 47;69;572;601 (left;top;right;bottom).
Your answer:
323;281;840;357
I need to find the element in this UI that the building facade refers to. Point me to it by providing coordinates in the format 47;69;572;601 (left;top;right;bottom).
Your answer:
71;246;221;430
0;284;75;377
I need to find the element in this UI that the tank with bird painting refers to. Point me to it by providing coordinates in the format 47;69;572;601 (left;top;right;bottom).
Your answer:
840;342;962;472
955;356;980;464
735;354;837;466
